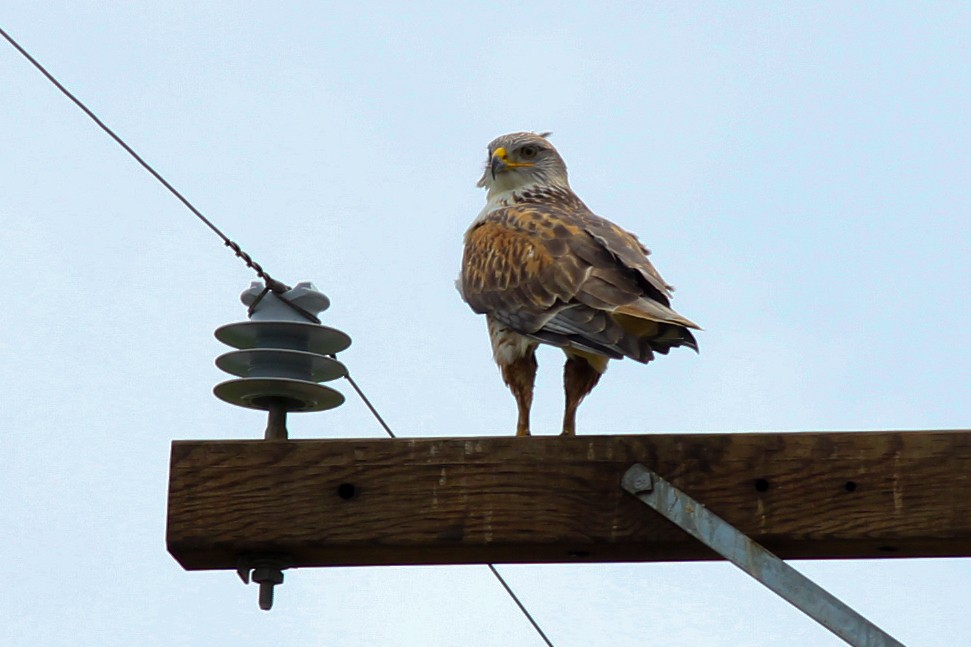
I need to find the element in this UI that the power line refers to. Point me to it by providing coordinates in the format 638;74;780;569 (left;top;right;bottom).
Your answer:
1;24;556;647
347;368;555;646
343;372;397;439
488;564;556;647
0;24;287;293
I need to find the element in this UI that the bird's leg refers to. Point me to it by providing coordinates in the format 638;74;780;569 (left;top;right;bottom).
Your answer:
500;350;538;436
562;354;605;436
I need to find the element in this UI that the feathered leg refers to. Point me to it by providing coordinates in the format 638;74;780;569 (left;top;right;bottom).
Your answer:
500;351;538;436
562;352;607;436
488;317;539;436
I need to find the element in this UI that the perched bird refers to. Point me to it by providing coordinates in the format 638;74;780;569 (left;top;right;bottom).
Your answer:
459;132;700;436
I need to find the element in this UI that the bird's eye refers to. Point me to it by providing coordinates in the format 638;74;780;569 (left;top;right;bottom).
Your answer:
519;145;538;159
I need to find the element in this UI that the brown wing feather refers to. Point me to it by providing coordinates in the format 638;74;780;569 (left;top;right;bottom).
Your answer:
462;205;584;333
574;210;676;304
462;193;698;362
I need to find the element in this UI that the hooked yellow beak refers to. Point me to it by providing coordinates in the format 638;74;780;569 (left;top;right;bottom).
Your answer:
490;146;533;179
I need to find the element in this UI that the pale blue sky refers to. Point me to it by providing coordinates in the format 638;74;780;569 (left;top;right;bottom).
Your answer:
2;3;969;646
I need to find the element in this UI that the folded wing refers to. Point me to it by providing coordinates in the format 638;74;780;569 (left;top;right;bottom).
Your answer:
461;200;699;363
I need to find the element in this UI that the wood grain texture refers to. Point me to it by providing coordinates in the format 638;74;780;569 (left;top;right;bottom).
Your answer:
166;430;971;570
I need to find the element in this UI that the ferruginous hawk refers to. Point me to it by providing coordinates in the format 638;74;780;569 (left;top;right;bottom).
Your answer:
459;132;699;436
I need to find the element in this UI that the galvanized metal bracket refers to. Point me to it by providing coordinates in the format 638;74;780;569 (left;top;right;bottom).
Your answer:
621;463;906;647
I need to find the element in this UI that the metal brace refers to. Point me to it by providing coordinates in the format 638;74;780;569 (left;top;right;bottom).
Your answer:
621;463;906;647
237;555;291;611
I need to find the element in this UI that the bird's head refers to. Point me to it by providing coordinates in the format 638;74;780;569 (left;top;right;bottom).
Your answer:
477;131;569;195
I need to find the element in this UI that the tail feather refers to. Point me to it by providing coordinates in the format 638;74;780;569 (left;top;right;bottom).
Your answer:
615;298;701;330
535;302;698;363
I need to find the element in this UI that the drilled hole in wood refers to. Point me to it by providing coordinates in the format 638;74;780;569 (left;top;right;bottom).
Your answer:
754;478;770;492
844;480;858;492
337;483;357;500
